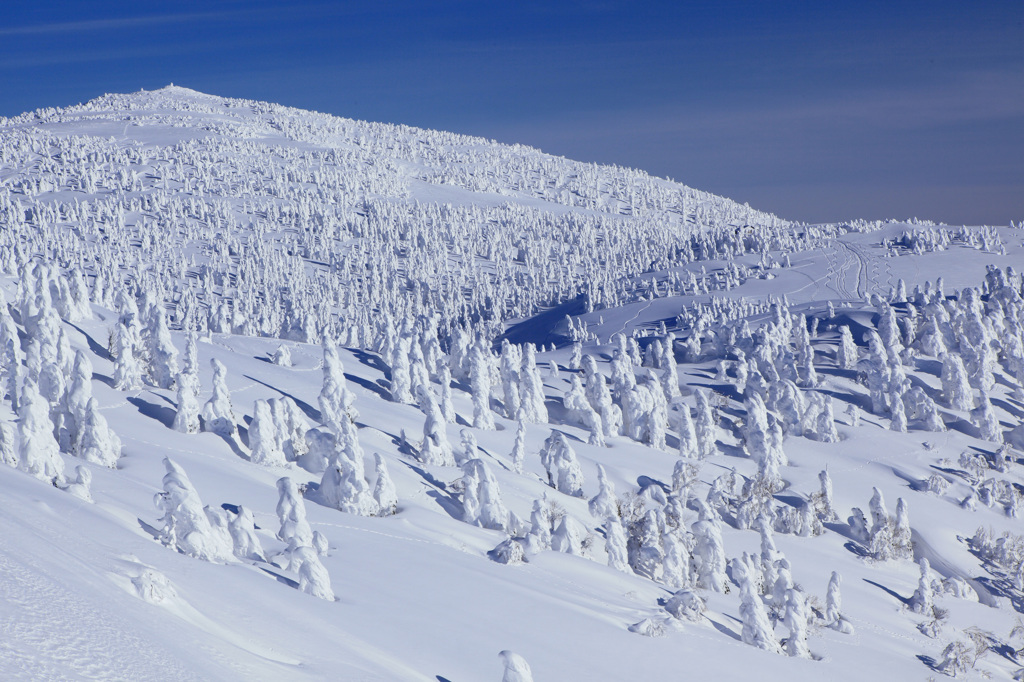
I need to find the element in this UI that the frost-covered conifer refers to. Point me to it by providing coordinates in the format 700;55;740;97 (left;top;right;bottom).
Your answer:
740;577;780;653
18;379;64;485
276;476;314;547
676;401;699;459
813;393;839;443
372;453;398;516
201;358;236;437
417;384;454;467
941;354;974;411
499;340;522;419
319;417;378;516
889;391;908;433
971;390;1002;442
525;498;551;553
604;516;630;572
825;571;844;626
145;307;178;389
460;428;479;465
469;337;495;430
155;458;232;562
540;431;584;497
77;398;121;468
910;557;934;615
64;350;93;451
518;343;547;424
662;531;692;589
319;338;357;434
389;332;413;404
249;399;286;466
509;418;526;475
691;518;726;592
271;344;292;367
551;514;583;556
588;464;618;520
296;546;335;601
0;423;16;468
228;506;265;562
837;325;858;369
477;459;509;531
172;371;201;433
564;375;604;446
438;365;456;423
893;498;912;560
694;389;717;458
783;589;810;658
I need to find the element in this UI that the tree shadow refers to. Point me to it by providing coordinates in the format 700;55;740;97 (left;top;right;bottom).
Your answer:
863;578;910;606
127;395;175;429
65;321;112;361
243;374;321;424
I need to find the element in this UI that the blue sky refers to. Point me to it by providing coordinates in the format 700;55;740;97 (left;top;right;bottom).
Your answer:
2;1;1021;225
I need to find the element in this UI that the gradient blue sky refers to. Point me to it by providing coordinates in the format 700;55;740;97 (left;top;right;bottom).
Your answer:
2;1;1021;225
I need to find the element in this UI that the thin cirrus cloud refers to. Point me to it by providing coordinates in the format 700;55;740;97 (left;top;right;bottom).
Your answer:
0;12;234;37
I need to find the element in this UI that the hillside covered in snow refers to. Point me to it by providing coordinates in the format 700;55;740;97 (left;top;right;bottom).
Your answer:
1;86;1024;680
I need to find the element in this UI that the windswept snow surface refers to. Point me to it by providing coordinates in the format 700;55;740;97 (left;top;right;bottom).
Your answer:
1;86;1023;680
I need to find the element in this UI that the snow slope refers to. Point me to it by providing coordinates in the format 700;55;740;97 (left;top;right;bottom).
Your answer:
0;86;1023;680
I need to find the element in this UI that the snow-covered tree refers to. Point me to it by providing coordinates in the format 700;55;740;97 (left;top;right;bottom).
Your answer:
249;399;286;466
740;576;780;653
77;398;121;468
172;371;201;433
588;463;618;520
145;307;178;389
604;517;630;572
155;458;233;562
498;650;533;682
201;358;236;437
783;589;810;658
372;453;398;516
18;379;65;485
275;477;314;548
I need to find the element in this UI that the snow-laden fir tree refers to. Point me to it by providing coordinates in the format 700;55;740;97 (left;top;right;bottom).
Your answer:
971;389;1002;442
941;353;974;411
372;453;398;516
319;416;379;516
172;370;201;433
145;306;178;389
509;418;526;475
740;575;780;653
417;384;454;467
662;530;692;589
691;517;727;592
588;463;618;520
910;557;934;615
563;375;604;446
783;588;810;658
499;339;522;420
551;514;583;556
77;398;121;468
604;516;630;573
249;399;286;466
525;498;552;554
469;336;495;430
295;545;335;601
64;350;93;451
276;476;314;547
155;458;233;562
676;401;699;459
319;338;358;434
201;358;236;437
228;505;266;561
18;379;65;486
837;325;858;369
540;431;584;497
694;389;717;458
518;343;548;424
0;422;16;468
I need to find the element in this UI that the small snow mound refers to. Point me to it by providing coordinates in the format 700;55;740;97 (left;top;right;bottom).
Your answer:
131;568;177;605
628;617;674;637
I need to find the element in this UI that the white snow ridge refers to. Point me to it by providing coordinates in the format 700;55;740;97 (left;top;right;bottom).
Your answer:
0;85;1022;680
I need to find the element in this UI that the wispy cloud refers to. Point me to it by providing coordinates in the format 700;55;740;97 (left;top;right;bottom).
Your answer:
0;12;233;37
